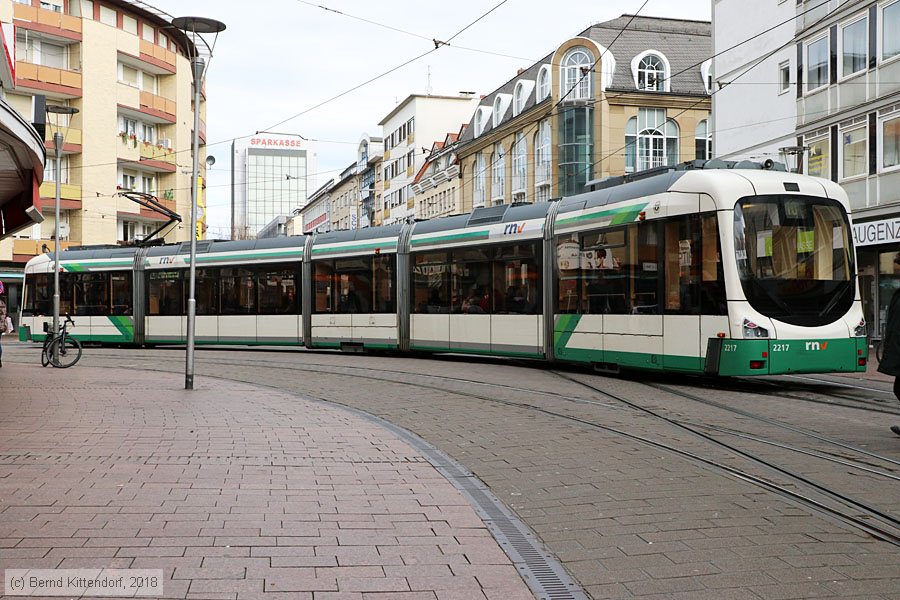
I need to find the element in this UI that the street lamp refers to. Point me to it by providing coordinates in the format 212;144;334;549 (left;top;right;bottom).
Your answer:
46;104;79;357
172;15;225;390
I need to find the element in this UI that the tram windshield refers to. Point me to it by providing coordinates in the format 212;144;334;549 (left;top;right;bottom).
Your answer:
734;195;855;326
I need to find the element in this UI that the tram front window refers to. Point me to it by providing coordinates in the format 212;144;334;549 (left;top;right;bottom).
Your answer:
734;195;855;326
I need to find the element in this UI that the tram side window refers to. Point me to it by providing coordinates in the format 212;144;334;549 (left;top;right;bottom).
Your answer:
220;268;256;315
334;257;371;313
700;214;727;315
493;243;542;314
372;255;395;313
257;267;298;314
629;224;660;315
194;268;220;316
24;273;52;315
413;252;451;314
111;272;133;315
664;216;702;315
148;271;183;316
314;261;335;313
557;228;629;315
71;273;109;316
452;248;493;313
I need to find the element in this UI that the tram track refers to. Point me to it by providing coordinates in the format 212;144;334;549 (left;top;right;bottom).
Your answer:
63;347;900;548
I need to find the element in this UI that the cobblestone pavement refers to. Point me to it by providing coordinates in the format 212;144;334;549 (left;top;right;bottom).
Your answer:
0;360;535;600
4;343;900;599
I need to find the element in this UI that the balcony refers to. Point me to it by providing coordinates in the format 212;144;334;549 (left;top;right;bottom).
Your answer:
16;61;81;95
44;126;82;150
14;3;82;39
139;143;175;163
12;239;74;262
139;91;176;121
139;39;176;70
39;181;83;209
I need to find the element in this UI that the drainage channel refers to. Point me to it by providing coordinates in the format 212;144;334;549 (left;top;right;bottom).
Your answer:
333;403;588;600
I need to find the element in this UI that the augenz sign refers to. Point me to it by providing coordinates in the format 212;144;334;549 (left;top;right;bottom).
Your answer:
852;217;900;247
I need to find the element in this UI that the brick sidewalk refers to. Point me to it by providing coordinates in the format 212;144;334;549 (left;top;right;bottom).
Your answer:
0;363;534;600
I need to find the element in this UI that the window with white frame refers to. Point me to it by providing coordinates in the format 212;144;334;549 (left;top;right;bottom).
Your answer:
841;121;867;179
142;24;155;43
493;96;505;128
537;65;550;102
695;120;712;160
474;107;486;136
562;47;593;100
99;5;115;26
474;153;486;208
142;175;156;194
806;36;829;92
45;157;70;183
119;116;137;136
841;16;868;78
123;15;137;35
883;0;900;62
882;111;900;170
806;135;830;179
16;35;68;69
779;61;791;93
491;143;506;204
40;1;63;13
534;119;551;198
142;72;157;94
512;132;527;196
513;82;526;117
121;171;137;190
637;54;666;91
140;123;155;144
118;62;138;86
81;0;93;17
625;109;679;172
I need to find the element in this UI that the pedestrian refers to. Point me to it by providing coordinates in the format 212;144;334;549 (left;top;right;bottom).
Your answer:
0;296;13;369
878;253;900;435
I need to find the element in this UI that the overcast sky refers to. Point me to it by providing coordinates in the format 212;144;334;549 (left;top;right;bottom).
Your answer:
149;0;711;238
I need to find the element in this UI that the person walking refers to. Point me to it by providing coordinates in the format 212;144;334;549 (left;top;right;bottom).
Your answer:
0;296;13;369
878;254;900;435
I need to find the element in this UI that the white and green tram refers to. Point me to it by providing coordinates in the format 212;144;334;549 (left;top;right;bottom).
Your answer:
20;162;868;376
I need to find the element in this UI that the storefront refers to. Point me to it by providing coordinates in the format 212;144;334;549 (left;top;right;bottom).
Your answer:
0;270;23;327
852;216;900;341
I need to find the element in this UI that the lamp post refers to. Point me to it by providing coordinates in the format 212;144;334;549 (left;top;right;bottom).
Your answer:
46;104;79;357
172;16;225;390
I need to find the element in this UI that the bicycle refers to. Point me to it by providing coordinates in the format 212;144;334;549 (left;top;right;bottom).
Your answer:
41;314;82;368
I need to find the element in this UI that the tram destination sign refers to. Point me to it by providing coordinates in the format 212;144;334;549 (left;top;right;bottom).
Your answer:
852;217;900;247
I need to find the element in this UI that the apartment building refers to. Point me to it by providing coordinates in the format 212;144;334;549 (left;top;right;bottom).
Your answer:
329;161;359;232
377;94;479;226
713;0;900;341
301;178;333;234
457;15;711;209
356;134;382;229
411;129;466;220
0;0;208;270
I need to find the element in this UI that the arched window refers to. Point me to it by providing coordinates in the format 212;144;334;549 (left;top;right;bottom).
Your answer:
562;47;593;100
493;96;504;128
695;119;712;160
513;82;526;116
537;65;551;102
474;108;485;137
512;132;527;199
491;143;506;204
625;108;679;172
534;119;551;201
473;154;486;208
637;53;667;91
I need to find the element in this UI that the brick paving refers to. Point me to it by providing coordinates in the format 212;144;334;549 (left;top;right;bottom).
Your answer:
0;361;535;600
4;343;900;599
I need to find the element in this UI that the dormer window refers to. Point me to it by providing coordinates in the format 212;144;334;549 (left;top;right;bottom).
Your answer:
474;106;492;136
493;96;504;127
537;65;550;101
562;47;593;100
513;82;526;116
632;50;670;92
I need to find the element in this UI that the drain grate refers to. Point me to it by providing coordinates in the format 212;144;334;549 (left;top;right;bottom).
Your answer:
333;405;588;600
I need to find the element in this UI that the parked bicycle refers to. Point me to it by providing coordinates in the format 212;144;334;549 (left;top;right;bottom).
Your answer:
41;314;82;368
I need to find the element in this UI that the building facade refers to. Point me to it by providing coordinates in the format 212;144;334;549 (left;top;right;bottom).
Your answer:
231;133;315;240
713;0;900;340
377;94;479;226
457;15;711;209
411;130;465;220
356;134;382;229
0;0;210;270
301;178;332;234
329;161;359;232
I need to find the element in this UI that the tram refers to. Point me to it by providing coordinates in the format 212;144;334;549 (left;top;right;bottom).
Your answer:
19;161;868;376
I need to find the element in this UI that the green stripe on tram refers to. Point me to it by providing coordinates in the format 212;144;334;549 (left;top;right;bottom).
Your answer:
411;230;490;246
108;315;134;342
312;240;398;255
556;203;649;228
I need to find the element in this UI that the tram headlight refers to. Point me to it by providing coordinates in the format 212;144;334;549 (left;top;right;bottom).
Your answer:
742;318;769;339
853;319;866;337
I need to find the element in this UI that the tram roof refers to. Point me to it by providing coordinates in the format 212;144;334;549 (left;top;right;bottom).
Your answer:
413;202;552;235
143;236;307;257
312;223;403;247
41;246;139;262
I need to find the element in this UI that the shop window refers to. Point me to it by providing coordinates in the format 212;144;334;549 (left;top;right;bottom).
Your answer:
807;136;830;179
841;125;867;179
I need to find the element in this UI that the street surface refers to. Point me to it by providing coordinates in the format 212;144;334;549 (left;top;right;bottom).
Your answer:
2;341;900;599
